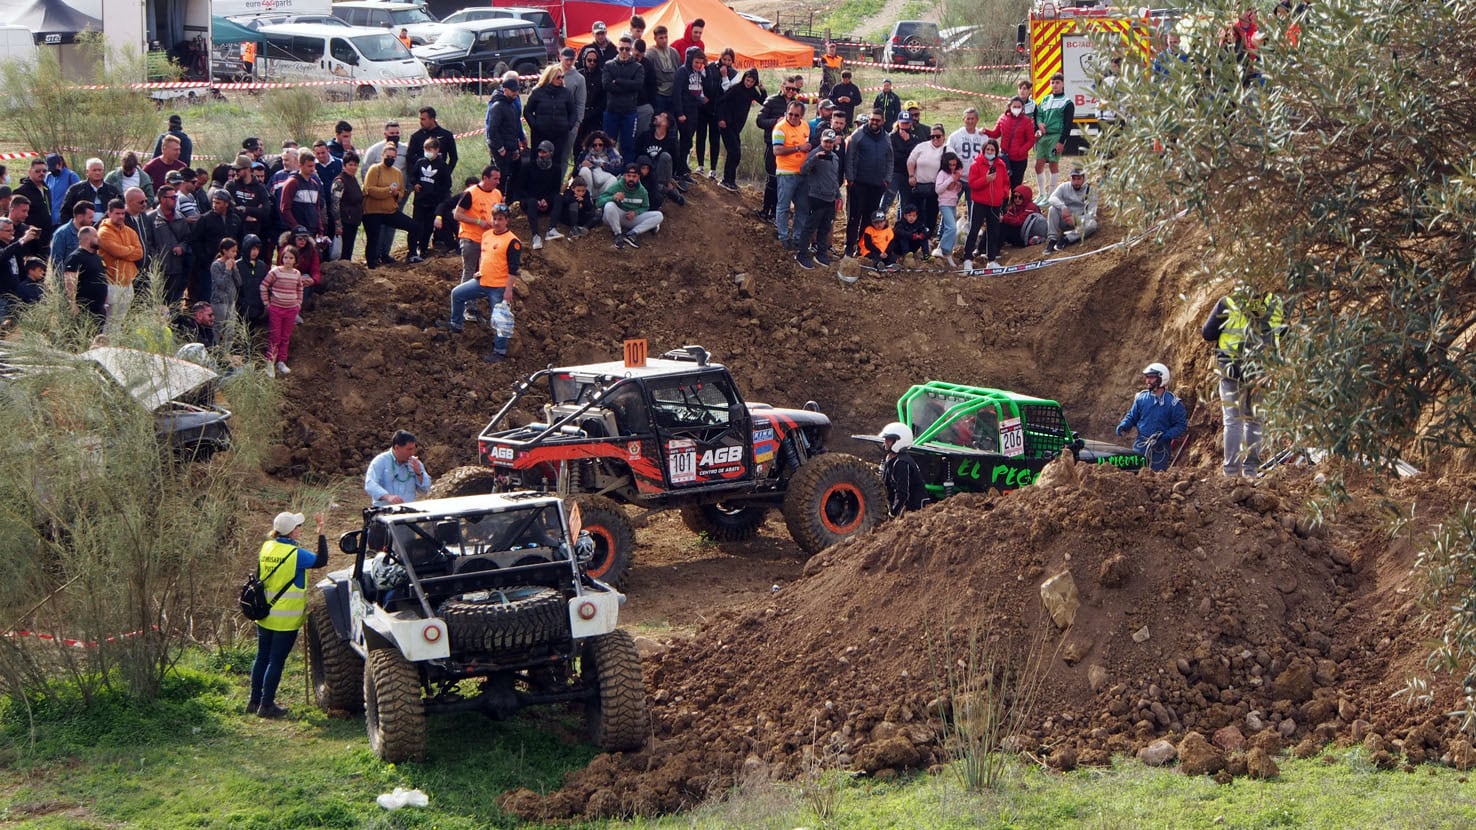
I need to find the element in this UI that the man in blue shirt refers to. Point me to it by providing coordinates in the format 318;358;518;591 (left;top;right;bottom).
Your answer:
1116;361;1188;471
365;430;433;506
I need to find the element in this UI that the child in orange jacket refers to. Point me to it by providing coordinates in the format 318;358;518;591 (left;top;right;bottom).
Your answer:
858;210;897;271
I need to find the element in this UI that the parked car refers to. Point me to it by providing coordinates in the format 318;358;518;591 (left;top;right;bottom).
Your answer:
882;20;942;69
736;11;774;30
438;6;559;60
411;19;546;80
332;1;442;44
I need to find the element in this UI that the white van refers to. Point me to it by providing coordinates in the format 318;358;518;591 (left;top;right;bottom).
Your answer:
255;23;428;96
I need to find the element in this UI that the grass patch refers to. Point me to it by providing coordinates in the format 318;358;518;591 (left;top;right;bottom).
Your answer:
824;0;888;40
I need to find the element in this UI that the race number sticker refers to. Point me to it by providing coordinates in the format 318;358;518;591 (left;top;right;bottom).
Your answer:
667;439;697;484
999;418;1025;458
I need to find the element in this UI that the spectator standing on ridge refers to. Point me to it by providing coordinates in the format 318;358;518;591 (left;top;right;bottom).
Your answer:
50;201;93;269
873;79;902;131
961;138;1010;271
151;114;194;166
576;48;607;149
149;184;193;303
96;198;143;335
524;64;579;182
247;510;327;719
362;144;415;268
327;120;354;159
441;204;523;364
407;106;457;179
407;138;450;263
934;152;965;267
830;69;861;127
361;120;405;173
793;128;842;270
714;67;763;193
1202;286;1285;477
13;159;51;249
819;41;843;100
260;244;307;378
672;47;710;183
906;123;947;241
1034;72;1075;200
577;20;618;69
645;25;681;120
106;152;154;206
986;96;1038;188
61;158;118;220
487;78;525;203
63;225;108;326
365;430;433;506
452;165;504;286
1116;362;1189;471
755;76;801;221
144;135;188;192
331;156;364;263
771;100;811;251
44;154;78;226
601;35;645;165
670;18;705;60
558;48;587;174
702;48;739;181
843;109;892;257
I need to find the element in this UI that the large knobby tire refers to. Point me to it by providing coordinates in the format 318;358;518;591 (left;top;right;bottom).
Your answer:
439;585;566;653
782;453;886;554
679;503;769;542
364;648;425;762
306;592;364;713
427;465;500;499
585;629;648;751
572;494;635;587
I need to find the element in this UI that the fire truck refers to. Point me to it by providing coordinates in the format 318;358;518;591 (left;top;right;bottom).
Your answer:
1025;2;1175;151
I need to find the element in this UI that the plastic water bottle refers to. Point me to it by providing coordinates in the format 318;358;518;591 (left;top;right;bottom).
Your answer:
491;301;515;338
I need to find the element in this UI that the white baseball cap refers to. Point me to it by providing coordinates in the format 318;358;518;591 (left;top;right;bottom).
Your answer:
273;512;305;536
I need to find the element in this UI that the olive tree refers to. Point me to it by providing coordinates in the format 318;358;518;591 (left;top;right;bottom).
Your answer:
1097;0;1476;725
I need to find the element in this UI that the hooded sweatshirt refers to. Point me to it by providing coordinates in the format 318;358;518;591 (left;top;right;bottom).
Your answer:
672;48;709;122
986;108;1038;163
670;22;705;62
1001;184;1040;229
596;177;651;214
646;38;681;97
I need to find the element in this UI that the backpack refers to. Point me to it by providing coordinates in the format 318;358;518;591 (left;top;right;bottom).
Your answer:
239;549;294;621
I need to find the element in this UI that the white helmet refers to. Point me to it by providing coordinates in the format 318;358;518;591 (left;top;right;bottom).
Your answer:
879;421;914;451
1142;362;1171;387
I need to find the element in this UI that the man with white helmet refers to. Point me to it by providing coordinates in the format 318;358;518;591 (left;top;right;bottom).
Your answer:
879;422;926;516
1116;362;1189;471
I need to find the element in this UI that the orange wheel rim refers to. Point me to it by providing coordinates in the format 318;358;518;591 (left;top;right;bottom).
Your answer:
819;483;865;534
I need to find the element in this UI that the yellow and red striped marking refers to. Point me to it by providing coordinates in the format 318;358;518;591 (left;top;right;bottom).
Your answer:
1030;16;1155;99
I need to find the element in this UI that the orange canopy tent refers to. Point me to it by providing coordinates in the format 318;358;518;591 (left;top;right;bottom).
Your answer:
566;0;813;69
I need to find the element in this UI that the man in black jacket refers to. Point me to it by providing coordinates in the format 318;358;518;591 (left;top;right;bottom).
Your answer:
879;422;926;517
830;69;862;126
227;156;272;242
754;76;800;220
519;141;563;249
407;106;457;179
486;79;525;202
577;20;618;68
601;35;645;164
843;110;893;256
14;158;51;248
61;159;120;223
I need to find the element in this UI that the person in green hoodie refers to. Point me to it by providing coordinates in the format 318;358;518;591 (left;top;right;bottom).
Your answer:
597;163;663;249
1033;73;1075;200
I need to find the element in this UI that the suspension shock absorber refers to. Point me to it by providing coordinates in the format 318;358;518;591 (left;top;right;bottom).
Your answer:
780;431;811;475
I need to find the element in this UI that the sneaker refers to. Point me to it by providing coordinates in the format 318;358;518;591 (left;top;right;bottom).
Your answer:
795;250;815;269
531;235;543;250
295;314;303;325
675;179;689;193
484;351;507;364
882;262;899;273
407;254;425;264
245;701;260;715
708;168;718;181
962;259;974;271
614;234;629;250
720;180;739;192
435;319;464;333
921;251;934;263
814;248;834;266
276;361;291;376
987;260;1003;270
265;361;275;379
569;227;587;239
694;166;706;178
1045;239;1059;253
672;191;687;207
944;254;958;269
464;310;481;323
622;233;640;249
257;703;289;719
544;227;564;241
931;246;944;258
1028;235;1043;246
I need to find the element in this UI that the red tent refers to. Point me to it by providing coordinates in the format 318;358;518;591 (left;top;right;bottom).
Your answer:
566;0;813;69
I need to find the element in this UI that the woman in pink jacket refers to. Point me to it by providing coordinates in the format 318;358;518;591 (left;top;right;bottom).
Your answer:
961;138;1012;270
985;96;1038;188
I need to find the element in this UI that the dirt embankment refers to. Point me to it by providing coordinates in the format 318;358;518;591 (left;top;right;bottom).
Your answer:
502;461;1476;821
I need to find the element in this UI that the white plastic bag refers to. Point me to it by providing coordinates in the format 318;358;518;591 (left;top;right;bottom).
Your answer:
376;787;429;810
491;300;515;338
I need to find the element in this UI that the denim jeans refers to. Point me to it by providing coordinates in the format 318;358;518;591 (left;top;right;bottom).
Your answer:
250;625;300;708
602;110;638;166
938;201;959;254
775;174;804;243
450;283;508;353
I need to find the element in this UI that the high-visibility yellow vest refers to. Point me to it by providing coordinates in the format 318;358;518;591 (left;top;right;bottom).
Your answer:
1218;292;1284;358
257;539;307;632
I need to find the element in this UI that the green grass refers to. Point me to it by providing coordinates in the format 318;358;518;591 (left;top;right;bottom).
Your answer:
824;0;889;40
6;652;1476;828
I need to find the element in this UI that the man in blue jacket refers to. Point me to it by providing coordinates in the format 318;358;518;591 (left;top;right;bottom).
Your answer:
1116;361;1188;471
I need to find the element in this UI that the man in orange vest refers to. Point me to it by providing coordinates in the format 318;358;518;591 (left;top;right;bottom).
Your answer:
450;165;503;284
240;39;257;79
819;41;843;100
398;28;413;49
441;205;521;363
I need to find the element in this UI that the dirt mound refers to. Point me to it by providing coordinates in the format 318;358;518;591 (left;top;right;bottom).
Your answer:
267;178;1203;479
501;460;1471;821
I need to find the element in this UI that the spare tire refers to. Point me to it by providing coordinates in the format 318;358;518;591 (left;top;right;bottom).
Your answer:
781;453;885;554
439;585;566;653
427;465;500;499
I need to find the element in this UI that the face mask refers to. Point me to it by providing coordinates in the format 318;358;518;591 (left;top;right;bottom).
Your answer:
984;151;997;160
425;151;438;161
1011;107;1023;116
384;158;395;167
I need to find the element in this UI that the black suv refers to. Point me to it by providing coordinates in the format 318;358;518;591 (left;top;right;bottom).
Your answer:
411;18;547;80
883;20;942;69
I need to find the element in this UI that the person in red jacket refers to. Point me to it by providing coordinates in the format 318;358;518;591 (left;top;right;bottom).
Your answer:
670;19;705;62
1001;184;1045;247
984;96;1038;188
961;138;1011;270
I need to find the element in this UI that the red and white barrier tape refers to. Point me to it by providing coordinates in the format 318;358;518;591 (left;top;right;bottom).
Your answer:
72;72;539;93
4;625;159;650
